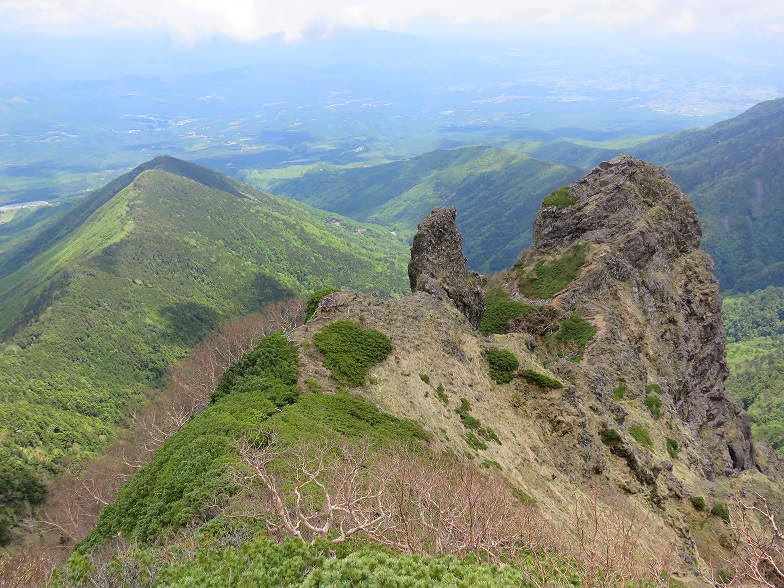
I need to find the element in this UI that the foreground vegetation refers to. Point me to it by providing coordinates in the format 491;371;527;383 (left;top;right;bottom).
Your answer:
25;324;673;587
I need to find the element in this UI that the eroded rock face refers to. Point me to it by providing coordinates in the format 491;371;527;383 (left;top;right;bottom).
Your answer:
408;207;485;328
519;156;754;476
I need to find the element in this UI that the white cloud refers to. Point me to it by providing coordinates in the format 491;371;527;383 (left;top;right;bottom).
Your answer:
1;0;783;41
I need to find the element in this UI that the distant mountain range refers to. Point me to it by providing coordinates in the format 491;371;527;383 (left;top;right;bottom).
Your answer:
0;157;409;539
260;146;583;274
264;98;784;293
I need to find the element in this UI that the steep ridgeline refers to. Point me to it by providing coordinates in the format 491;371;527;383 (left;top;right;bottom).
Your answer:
507;156;754;477
61;158;779;584
0;156;409;544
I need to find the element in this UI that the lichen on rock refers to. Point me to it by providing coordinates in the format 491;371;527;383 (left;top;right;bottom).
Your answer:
408;206;485;328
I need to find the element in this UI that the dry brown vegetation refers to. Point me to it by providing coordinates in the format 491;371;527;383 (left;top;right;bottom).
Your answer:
0;298;305;586
232;433;547;563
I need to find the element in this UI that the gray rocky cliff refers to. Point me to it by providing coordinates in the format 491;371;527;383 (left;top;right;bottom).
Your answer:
517;156;754;477
408;206;485;328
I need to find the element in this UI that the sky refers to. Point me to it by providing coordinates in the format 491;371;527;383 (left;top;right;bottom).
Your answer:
2;0;784;44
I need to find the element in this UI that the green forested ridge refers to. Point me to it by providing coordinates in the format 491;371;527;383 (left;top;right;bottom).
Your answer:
256;146;583;274
0;158;409;542
632;98;784;292
724;287;784;450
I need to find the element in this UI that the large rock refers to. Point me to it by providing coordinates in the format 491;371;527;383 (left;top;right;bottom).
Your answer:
517;156;754;476
408;207;485;328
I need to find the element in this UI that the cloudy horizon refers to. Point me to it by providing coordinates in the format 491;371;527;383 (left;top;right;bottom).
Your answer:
2;0;784;44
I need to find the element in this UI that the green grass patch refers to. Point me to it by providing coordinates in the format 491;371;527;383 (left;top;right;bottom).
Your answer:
313;320;392;387
486;349;519;384
419;373;430;384
690;496;705;510
613;384;627;400
478;288;535;335
711;503;730;524
645;383;664;395
628;424;653;450
644;394;663;418
436;384;449;406
666;437;679;459
519;369;563;389
455;398;481;430
517;243;588;299
541;186;578;210
464;432;488;451
600;428;622;444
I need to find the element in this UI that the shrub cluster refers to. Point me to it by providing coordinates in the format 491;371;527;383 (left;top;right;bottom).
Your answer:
600;428;622;445
690;496;706;510
643;394;662;419
455;398;500;447
313;320;392;387
486;349;519;384
478;289;535;335
519;369;563;389
666;437;679;459
542;186;578;210
210;333;299;404
711;502;730;523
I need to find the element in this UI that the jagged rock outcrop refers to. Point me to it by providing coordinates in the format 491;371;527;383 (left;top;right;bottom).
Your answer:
408;206;485;328
515;156;754;477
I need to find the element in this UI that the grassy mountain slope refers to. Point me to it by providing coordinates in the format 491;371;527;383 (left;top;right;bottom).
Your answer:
256;146;583;274
631;98;784;292
0;157;409;542
53;293;679;587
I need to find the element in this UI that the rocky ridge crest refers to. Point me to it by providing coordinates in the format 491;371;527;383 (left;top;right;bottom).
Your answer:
408;206;485;328
516;155;754;477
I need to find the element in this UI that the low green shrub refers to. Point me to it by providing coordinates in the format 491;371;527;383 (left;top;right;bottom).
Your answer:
600;428;622;444
711;502;730;523
419;373;430;384
519;369;563;389
513;488;537;505
628;424;653;450
313;320;392;387
464;433;488;451
666;437;679;459
436;384;449;406
478;289;535;335
478;427;501;444
211;333;299;403
486;349;519;384
644;394;663;418
455;398;481;430
645;383;665;395
690;496;706;510
305;288;339;322
554;314;597;348
542;186;578;210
